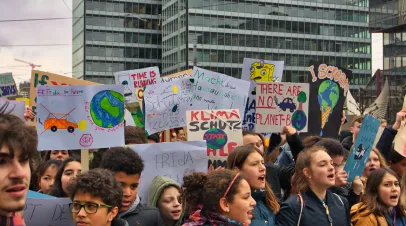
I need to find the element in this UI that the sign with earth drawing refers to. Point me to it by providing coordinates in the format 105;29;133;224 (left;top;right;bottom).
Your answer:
36;85;125;150
186;109;243;169
241;58;284;131
255;82;309;133
306;61;351;138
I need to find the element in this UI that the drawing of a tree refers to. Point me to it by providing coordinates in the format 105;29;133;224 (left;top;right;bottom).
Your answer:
297;91;307;110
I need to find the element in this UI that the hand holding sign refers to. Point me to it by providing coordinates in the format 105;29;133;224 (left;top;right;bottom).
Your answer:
343;114;380;182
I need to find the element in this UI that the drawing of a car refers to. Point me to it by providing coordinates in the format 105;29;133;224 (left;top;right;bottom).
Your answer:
278;98;297;112
44;113;78;133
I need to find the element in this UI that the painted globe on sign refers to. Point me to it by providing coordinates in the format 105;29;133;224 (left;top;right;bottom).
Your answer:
90;90;125;128
318;80;339;108
204;128;228;150
291;110;307;131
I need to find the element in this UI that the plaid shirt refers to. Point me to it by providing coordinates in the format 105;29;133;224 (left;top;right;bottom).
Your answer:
0;213;25;226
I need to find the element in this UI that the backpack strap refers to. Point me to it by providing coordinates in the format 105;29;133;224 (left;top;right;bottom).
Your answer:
297;193;304;226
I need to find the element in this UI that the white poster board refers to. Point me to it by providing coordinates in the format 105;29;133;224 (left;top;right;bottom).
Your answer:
129;141;208;204
24;198;74;226
241;58;284;131
36;85;125;150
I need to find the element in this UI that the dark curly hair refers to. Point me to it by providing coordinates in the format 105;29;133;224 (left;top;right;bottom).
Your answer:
49;157;81;197
0;113;38;163
125;126;147;144
68;168;123;210
182;170;244;213
99;147;144;175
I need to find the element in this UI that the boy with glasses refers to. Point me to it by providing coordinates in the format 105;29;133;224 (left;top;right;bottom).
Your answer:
68;168;129;226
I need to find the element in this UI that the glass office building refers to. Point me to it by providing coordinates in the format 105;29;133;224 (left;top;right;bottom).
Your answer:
162;0;371;88
72;0;162;83
370;0;406;122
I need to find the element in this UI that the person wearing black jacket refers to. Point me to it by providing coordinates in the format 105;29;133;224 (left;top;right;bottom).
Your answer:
376;110;406;178
264;126;305;201
276;146;351;226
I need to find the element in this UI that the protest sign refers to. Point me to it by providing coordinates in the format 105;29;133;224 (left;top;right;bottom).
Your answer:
36;85;125;150
124;109;136;126
24;198;74;226
144;78;194;134
186;109;243;168
241;58;284;131
16;97;30;106
255;82;309;133
191;67;249;117
344;114;380;181
161;69;192;83
306;61;351;137
114;66;160;103
0;72;17;98
129;140;207;204
372;127;385;148
27;190;55;199
0;99;26;121
30;70;99;126
394;95;406;155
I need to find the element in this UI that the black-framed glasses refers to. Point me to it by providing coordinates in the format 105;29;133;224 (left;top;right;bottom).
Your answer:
69;202;113;214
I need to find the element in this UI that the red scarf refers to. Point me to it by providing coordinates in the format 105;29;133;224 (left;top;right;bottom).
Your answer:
0;212;25;226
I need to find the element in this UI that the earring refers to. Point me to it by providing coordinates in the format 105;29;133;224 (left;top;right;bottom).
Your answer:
226;209;229;213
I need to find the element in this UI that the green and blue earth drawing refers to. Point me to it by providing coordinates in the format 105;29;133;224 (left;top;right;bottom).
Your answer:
292;110;307;131
318;80;339;109
90;90;125;128
204;128;228;150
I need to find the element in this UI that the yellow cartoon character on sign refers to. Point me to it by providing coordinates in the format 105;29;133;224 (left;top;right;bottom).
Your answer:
250;61;276;82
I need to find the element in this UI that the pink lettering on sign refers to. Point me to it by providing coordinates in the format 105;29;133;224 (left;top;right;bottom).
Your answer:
80;134;93;147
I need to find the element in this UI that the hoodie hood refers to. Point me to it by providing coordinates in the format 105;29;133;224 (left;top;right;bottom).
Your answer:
148;176;181;207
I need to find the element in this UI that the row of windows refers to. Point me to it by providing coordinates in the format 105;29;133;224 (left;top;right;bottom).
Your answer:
186;15;371;39
162;48;371;73
187;1;368;23
86;46;162;59
85;61;161;72
86;16;160;30
85;31;162;44
189;0;369;8
184;32;371;54
179;49;371;70
86;1;161;15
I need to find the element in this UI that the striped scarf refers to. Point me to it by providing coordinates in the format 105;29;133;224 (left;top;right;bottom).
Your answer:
0;212;25;226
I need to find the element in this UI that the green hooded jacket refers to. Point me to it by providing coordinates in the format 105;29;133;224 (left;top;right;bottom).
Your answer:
148;176;183;226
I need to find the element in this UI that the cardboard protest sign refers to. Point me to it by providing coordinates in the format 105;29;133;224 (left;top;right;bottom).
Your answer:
344;114;380;181
255;82;309;133
307;61;351;137
24;198;74;226
186;109;243;168
372;127;385;148
144;78;194;134
394;95;406;155
30;70;99;126
161;69;192;83
241;58;284;131
0;99;26;121
0;72;17;98
114;66;160;103
129;140;207;204
27;190;55;199
36;85;125;150
191;67;250;117
16;97;30;106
